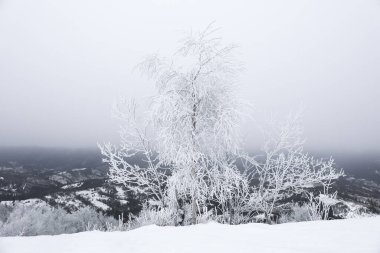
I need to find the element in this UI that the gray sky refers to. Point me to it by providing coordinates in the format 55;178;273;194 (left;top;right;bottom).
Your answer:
0;0;379;152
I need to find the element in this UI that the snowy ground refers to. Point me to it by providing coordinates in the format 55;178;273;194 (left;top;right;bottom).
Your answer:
1;217;379;253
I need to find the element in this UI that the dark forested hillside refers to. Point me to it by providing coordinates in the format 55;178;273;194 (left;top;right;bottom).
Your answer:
0;147;379;215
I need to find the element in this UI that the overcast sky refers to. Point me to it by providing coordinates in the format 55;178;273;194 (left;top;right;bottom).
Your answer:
0;0;379;152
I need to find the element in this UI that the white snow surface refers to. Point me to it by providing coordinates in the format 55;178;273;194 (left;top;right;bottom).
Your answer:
61;182;84;190
1;217;379;253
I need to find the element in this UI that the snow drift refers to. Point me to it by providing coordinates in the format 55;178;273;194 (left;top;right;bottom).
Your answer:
1;217;379;253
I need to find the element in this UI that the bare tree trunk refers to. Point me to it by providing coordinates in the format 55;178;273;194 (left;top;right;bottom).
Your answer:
190;87;198;225
228;200;234;225
192;195;197;225
191;166;197;225
175;188;185;226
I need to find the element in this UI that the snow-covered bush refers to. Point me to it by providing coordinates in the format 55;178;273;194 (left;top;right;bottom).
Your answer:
0;204;13;223
128;204;217;229
0;204;118;236
278;204;313;223
333;201;371;219
243;113;344;221
279;201;325;223
129;205;177;227
279;191;340;223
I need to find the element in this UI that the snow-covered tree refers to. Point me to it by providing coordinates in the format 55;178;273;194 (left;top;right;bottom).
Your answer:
100;25;344;226
138;25;243;224
100;25;243;224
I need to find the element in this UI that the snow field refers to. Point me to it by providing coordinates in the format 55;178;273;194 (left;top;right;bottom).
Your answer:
1;216;379;253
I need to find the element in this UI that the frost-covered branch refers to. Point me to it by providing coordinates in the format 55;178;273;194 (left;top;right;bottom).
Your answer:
244;113;344;220
99;102;168;207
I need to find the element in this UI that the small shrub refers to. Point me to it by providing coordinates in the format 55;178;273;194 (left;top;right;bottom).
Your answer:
279;204;319;223
0;203;119;236
129;205;177;228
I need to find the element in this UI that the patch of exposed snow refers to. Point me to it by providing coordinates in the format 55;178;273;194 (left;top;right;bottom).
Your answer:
0;199;48;208
72;168;87;171
61;182;84;190
52;194;84;210
76;190;110;211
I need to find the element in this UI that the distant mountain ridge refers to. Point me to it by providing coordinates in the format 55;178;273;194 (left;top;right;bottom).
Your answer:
0;147;379;217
